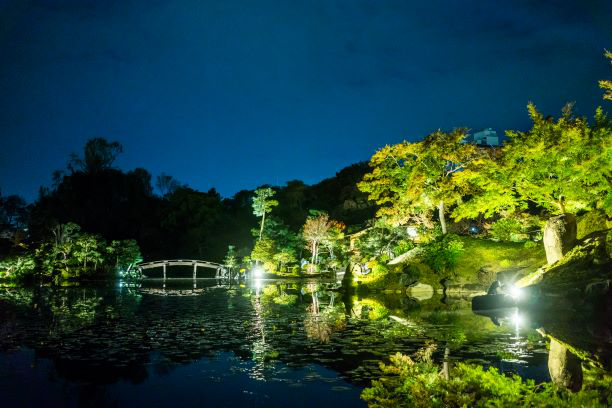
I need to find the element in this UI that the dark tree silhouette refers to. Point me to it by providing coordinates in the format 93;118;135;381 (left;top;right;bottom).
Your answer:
155;173;180;197
68;138;123;173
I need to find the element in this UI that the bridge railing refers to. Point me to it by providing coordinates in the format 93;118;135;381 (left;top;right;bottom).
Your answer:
136;259;229;281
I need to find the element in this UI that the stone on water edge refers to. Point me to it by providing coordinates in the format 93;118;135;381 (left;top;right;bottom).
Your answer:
548;338;583;392
543;214;577;265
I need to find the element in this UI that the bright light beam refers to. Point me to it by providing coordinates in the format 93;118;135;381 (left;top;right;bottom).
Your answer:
253;266;264;278
509;285;523;300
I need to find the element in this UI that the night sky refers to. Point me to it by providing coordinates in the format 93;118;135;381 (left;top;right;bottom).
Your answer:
1;0;611;202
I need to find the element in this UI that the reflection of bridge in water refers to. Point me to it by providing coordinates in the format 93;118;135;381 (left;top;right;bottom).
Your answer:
137;260;231;282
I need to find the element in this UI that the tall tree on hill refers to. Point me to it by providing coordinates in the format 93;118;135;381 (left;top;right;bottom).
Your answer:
156;173;181;197
68;138;123;174
252;187;278;240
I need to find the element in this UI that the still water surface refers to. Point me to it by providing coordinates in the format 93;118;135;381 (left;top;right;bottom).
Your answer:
0;278;595;407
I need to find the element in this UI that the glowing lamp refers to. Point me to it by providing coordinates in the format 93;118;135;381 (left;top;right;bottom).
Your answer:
253;266;264;278
509;285;523;300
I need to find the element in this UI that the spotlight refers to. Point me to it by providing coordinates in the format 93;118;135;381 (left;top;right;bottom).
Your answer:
509;285;523;300
253;266;264;278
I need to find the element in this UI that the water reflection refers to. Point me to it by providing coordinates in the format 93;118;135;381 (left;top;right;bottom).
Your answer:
0;280;609;406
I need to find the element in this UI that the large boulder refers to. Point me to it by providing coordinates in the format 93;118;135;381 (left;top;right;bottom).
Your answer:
548;339;583;392
543;214;577;264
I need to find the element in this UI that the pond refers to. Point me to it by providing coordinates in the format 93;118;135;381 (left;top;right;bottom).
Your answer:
0;279;608;407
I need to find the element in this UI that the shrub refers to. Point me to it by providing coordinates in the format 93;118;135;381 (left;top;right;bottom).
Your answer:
524;240;537;249
273;293;297;305
422;234;464;274
490;218;523;242
0;254;36;281
362;346;612;408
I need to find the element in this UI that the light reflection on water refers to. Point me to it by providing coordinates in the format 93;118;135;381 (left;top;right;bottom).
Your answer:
0;279;592;407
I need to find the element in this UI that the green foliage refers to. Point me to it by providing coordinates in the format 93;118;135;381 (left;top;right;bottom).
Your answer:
576;210;609;240
253;187;279;239
600;49;612;101
272;292;298;305
422;234;464;275
358;129;483;231
252;187;279;218
507;104;611;214
251;238;278;272
362;347;612;408
0;254;36;280
454;105;611;222
273;248;297;272
490;218;524;242
255;217;303;270
109;239;142;278
524;240;537;249
1;222;143;283
354;219;413;260
223;245;239;270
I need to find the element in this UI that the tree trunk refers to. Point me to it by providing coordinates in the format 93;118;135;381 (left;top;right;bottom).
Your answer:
259;212;266;240
310;242;316;273
442;346;450;380
558;200;566;214
438;200;447;235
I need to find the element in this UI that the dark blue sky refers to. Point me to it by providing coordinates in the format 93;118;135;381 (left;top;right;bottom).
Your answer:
1;0;611;201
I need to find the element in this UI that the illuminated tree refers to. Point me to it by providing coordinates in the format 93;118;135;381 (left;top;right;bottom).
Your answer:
303;213;333;269
73;234;104;273
359;129;481;234
0;254;36;280
223;245;239;273
109;239;142;277
321;220;346;260
252;187;279;240
251;238;277;272
455;104;612;220
273;248;297;272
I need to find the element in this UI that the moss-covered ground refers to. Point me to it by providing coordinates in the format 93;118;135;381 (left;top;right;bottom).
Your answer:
452;237;546;283
354;236;547;292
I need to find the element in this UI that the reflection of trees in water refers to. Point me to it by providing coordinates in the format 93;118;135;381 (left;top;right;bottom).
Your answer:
249;289;273;380
303;289;347;343
1;285;608;392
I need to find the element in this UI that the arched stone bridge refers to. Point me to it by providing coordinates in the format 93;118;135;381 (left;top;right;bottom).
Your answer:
137;259;229;280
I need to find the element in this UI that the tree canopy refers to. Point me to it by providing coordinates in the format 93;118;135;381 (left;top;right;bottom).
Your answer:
358;129;481;234
454;104;612;220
